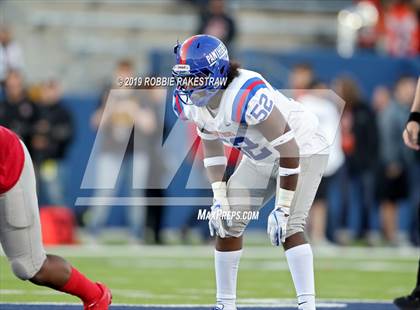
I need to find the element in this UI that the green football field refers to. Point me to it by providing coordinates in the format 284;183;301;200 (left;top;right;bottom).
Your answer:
0;244;417;305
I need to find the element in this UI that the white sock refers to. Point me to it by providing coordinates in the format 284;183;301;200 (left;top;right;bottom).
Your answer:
215;249;243;310
285;244;316;310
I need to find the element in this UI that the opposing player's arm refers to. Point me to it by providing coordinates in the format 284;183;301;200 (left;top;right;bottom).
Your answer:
403;76;420;150
411;77;420;112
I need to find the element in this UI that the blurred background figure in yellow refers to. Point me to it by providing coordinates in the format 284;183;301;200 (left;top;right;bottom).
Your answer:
86;59;157;244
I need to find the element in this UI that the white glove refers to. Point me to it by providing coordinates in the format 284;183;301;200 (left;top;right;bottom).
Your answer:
208;182;232;238
267;206;290;246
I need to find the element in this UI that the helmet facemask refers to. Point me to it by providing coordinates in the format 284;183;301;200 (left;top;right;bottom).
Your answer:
172;37;229;107
172;64;226;107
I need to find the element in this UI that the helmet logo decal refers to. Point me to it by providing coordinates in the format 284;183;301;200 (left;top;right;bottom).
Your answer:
206;43;228;66
173;64;191;74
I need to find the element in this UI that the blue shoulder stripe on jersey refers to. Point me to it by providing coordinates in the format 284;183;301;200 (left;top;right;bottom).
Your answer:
231;77;267;124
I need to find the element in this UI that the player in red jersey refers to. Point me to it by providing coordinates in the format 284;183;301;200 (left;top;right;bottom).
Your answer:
0;125;111;309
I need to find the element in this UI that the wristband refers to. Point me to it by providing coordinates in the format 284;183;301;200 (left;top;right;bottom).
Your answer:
276;188;295;208
407;112;420;125
204;156;227;168
211;181;227;199
278;165;300;176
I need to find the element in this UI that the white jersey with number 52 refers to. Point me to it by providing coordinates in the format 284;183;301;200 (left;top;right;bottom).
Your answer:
173;69;329;165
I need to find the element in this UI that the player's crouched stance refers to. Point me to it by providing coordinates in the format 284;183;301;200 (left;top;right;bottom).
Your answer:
172;35;329;310
0;125;111;309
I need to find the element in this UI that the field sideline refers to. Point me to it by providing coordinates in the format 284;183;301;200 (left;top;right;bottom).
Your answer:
0;245;417;306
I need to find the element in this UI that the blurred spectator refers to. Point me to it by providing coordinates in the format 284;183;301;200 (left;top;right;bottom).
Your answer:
0;70;36;146
197;0;236;49
87;59;156;244
334;76;379;244
383;0;419;57
337;1;380;57
30;80;74;206
372;85;391;112
0;25;24;85
288;63;315;99
377;76;417;245
357;0;383;51
371;85;392;245
143;85;167;244
300;81;345;245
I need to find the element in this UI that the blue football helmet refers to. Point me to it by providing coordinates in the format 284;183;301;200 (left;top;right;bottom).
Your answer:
172;34;230;107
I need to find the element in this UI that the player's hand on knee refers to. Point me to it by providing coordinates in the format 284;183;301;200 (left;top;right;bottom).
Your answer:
208;182;232;238
209;201;227;238
267;206;290;246
208;195;232;238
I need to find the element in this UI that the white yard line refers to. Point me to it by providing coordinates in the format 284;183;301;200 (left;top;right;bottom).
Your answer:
1;245;414;260
104;256;415;272
0;288;397;305
1;246;416;273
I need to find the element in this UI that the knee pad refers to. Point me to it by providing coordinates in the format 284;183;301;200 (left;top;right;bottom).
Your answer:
11;257;44;280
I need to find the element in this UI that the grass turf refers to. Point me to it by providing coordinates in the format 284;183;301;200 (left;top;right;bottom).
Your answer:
0;245;416;304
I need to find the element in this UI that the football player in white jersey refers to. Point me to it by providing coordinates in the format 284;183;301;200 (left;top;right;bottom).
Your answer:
172;34;329;310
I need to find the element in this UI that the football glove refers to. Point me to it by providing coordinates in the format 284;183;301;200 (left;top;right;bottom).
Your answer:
208;182;232;238
267;206;290;246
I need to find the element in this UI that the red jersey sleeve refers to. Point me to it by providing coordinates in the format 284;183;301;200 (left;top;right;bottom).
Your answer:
0;126;25;194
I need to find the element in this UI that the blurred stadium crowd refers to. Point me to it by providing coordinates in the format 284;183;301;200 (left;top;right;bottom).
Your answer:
0;0;419;247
